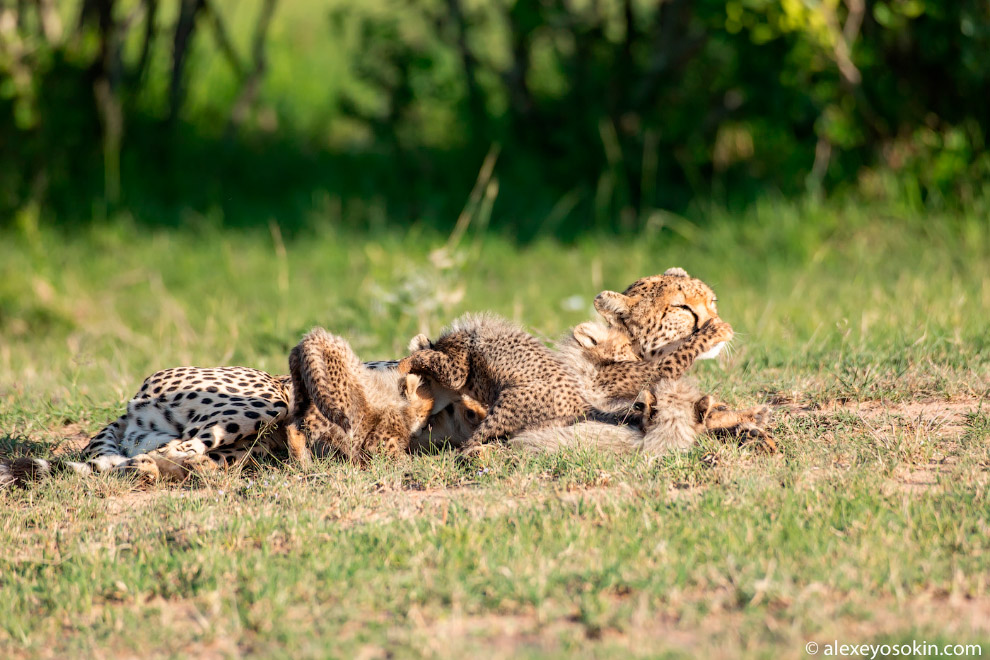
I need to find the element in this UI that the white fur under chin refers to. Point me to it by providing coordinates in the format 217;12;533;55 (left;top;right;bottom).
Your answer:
697;341;727;360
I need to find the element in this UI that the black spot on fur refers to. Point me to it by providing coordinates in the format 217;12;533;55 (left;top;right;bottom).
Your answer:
207;386;219;393
225;423;239;433
244;411;260;419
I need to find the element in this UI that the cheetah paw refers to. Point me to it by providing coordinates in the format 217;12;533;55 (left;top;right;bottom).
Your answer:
120;455;161;484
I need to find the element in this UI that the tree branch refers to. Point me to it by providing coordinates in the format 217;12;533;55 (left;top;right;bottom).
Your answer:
226;0;277;135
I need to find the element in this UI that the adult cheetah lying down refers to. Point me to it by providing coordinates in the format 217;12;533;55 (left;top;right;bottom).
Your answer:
0;343;483;487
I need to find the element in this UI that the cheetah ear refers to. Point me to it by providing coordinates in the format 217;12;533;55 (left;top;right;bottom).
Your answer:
402;374;435;430
402;374;433;404
407;333;432;352
594;291;633;326
664;267;690;278
572;322;608;348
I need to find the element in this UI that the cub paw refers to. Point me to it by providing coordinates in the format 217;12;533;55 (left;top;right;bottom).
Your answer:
693;395;716;423
750;405;772;427
183;454;221;475
121;455;161;484
736;424;778;454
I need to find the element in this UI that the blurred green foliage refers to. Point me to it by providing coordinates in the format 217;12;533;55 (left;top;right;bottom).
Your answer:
1;0;988;237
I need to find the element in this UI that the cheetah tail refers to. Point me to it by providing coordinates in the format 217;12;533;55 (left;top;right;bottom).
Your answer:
509;422;642;454
290;327;369;433
1;414;131;489
0;455;110;489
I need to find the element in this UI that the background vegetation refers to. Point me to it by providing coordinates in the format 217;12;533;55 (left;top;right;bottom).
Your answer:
2;0;988;237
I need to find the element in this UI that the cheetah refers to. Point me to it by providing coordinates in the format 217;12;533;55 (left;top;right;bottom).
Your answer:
2;366;296;486
398;311;731;452
593;266;730;361
286;327;438;464
506;267;775;456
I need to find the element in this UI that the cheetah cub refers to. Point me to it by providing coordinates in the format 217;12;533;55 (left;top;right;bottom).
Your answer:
398;313;593;451
287;328;437;464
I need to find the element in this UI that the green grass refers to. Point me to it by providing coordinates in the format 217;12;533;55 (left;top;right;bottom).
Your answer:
2;199;989;658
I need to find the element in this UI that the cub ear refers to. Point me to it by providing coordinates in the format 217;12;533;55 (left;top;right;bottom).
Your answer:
402;374;433;404
664;267;690;278
407;333;432;352
402;374;436;428
572;322;607;348
593;291;633;326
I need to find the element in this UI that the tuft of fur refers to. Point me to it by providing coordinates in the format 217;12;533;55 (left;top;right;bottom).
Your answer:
510;421;643;454
288;327;437;464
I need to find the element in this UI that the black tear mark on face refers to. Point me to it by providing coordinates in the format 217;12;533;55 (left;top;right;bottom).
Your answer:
676;304;700;331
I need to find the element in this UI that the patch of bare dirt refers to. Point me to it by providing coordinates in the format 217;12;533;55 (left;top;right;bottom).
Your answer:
782;397;983;437
50;423;92;453
404;589;990;660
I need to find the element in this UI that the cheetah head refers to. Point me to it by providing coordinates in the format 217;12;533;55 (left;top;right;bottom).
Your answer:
571;322;640;365
594;267;728;359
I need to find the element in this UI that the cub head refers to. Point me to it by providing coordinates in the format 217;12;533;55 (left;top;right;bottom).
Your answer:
594;267;725;359
571;322;640;365
359;374;435;460
409;394;488;453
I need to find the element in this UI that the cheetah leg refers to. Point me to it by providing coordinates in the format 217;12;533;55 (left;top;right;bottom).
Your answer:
592;320;734;400
80;414;131;472
652;320;734;381
459;387;539;453
289;332;367;433
697;399;777;453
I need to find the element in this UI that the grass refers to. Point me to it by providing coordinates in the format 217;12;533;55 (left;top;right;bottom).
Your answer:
1;198;989;658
